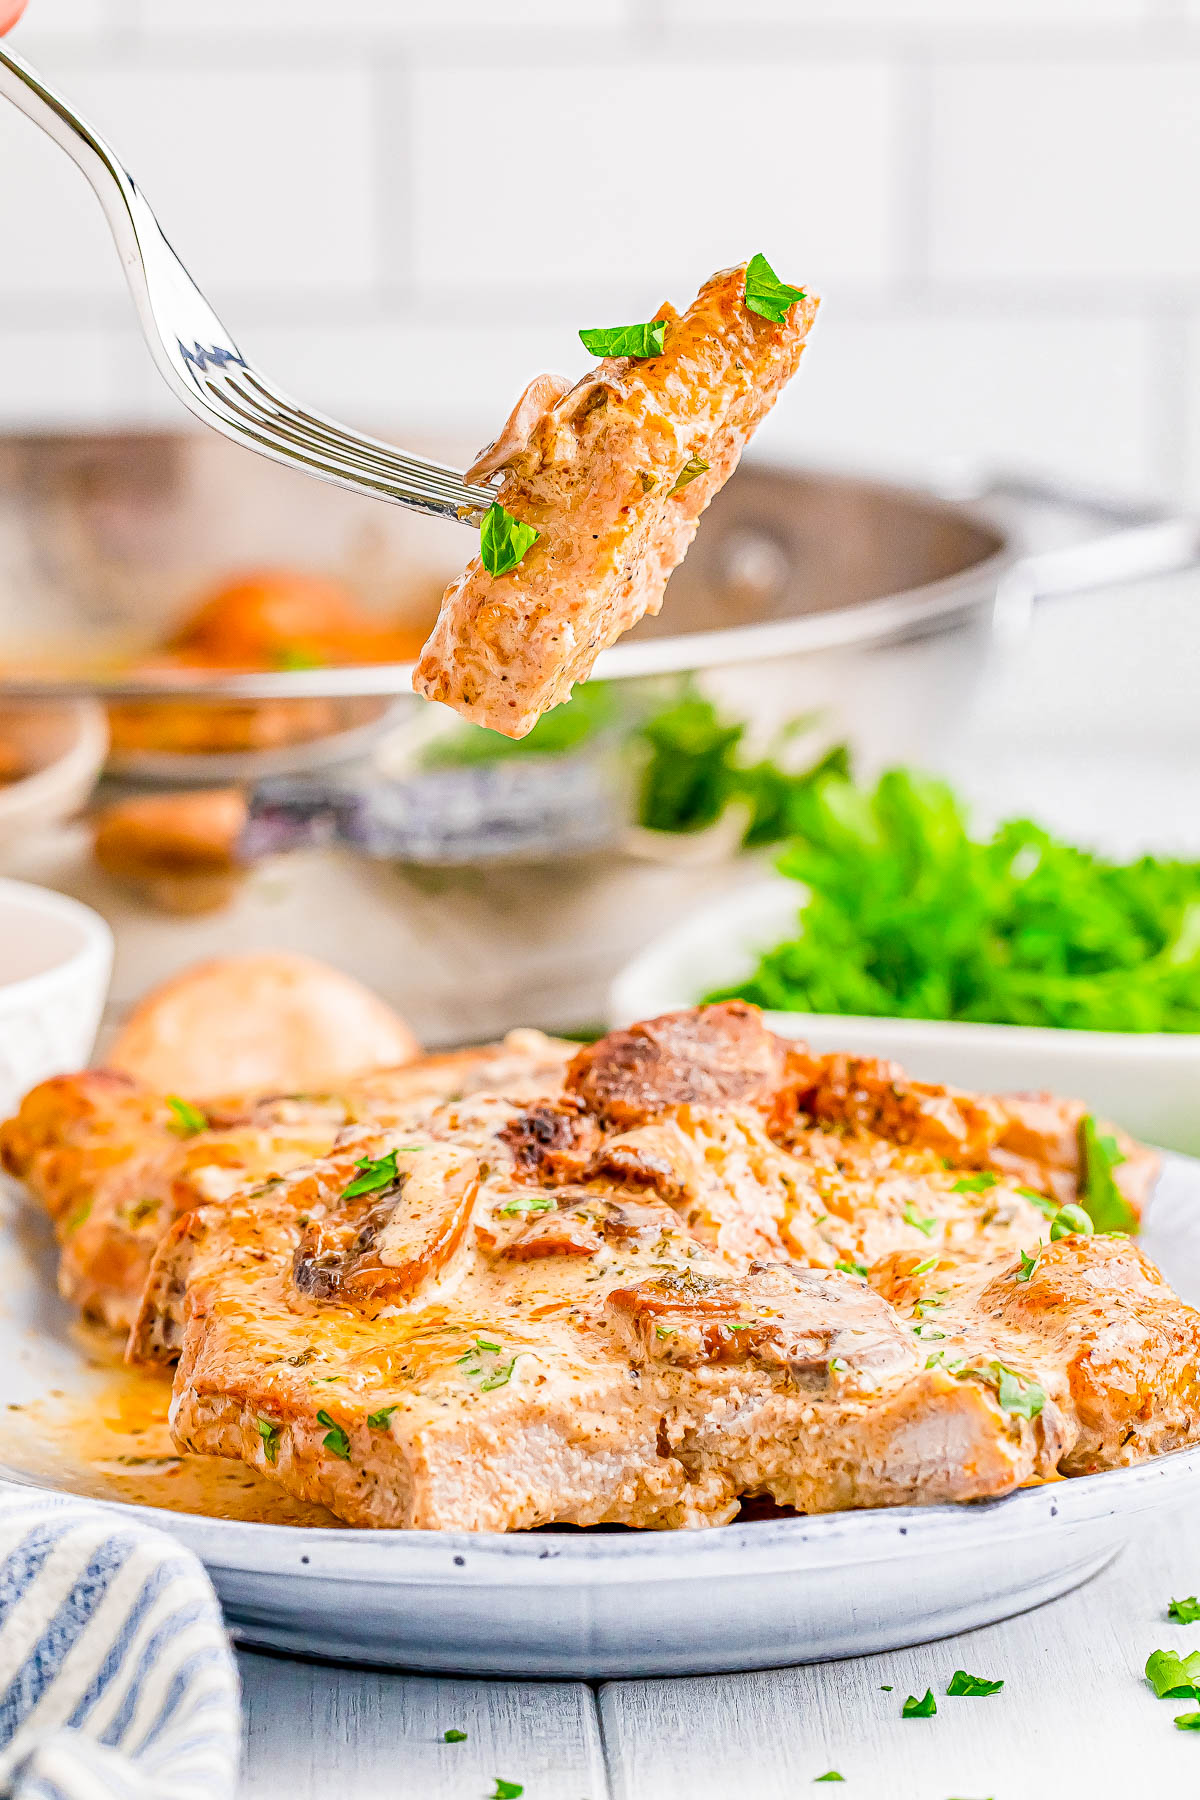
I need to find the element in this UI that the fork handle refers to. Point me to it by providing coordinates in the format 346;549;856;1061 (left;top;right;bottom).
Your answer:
0;41;245;404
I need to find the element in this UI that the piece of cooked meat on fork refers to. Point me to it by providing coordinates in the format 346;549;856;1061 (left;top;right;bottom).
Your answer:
414;261;819;736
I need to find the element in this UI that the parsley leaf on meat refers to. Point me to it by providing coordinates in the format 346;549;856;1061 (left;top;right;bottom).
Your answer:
668;456;710;496
903;1202;936;1237
166;1095;208;1137
254;1418;282;1465
480;502;540;578
744;252;808;323
1079;1115;1137;1234
951;1173;997;1195
579;320;666;358
342;1149;406;1200
316;1409;351;1461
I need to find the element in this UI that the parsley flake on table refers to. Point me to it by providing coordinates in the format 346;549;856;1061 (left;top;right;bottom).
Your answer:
814;1774;845;1783
342;1148;406;1199
947;1670;1004;1697
901;1689;937;1718
1175;1712;1200;1730
579;319;666;358
254;1418;282;1465
442;1728;467;1742
316;1410;351;1461
880;1685;893;1691
480;502;540;578
1079;1115;1137;1234
903;1203;936;1237
165;1095;208;1137
1146;1648;1200;1698
1170;1597;1200;1624
1050;1203;1093;1241
491;1782;524;1799
668;456;710;496
835;1259;869;1279
743;251;807;323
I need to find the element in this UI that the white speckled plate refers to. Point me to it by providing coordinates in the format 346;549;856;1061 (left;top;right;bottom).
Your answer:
0;1160;1198;1678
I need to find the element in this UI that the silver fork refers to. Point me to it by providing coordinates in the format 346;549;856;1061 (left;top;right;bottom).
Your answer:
0;42;495;526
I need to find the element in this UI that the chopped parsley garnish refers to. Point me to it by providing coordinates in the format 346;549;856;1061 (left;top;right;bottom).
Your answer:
491;1783;524;1799
342;1148;413;1199
668;456;710;497
901;1689;936;1718
828;1356;848;1374
1015;1249;1039;1283
498;1194;555;1217
65;1201;92;1235
443;1728;467;1742
814;1775;844;1784
951;1172;997;1194
316;1409;351;1461
475;1337;502;1353
480;502;539;578
1050;1203;1093;1241
903;1203;936;1237
1147;1648;1200;1698
255;1418;282;1465
367;1406;399;1430
910;1256;938;1278
926;1350;965;1372
1019;1187;1060;1219
579;319;666;358
965;1360;1046;1420
1170;1597;1200;1624
947;1670;1004;1697
1079;1115;1137;1234
912;1323;946;1341
835;1259;869;1279
165;1095;208;1137
480;1356;523;1392
743;251;807;324
880;1685;893;1691
655;1325;676;1338
702;766;1200;1033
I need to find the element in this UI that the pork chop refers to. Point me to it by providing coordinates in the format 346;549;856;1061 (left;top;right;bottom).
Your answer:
413;262;819;736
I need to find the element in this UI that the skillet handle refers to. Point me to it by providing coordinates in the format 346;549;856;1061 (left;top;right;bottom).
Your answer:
975;469;1200;600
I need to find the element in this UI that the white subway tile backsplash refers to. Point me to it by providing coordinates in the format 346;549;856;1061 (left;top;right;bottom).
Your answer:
930;60;1200;283
668;0;1145;20
0;325;132;422
749;312;1158;493
136;0;628;32
409;62;900;296
0;62;377;301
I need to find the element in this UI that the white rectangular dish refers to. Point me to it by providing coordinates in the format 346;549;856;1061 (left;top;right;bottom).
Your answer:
610;878;1200;1155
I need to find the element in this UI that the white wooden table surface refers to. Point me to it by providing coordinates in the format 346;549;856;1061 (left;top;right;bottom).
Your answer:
236;1499;1200;1800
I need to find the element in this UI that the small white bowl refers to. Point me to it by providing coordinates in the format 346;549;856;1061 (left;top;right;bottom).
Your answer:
610;877;1200;1155
0;701;108;844
0;879;113;1118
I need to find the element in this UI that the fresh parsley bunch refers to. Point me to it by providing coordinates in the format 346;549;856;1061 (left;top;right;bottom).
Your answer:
708;767;1200;1034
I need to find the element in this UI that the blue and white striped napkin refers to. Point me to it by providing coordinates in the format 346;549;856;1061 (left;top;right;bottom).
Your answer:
0;1490;238;1800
